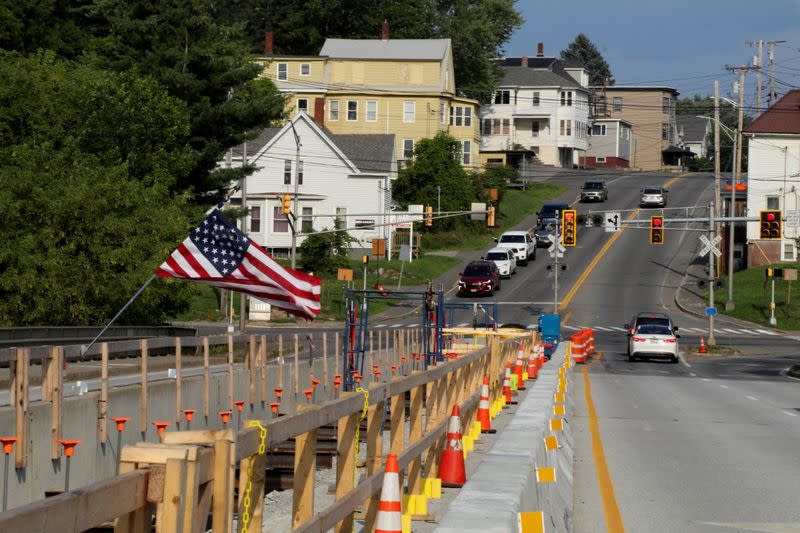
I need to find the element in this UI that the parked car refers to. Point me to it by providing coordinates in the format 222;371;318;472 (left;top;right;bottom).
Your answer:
640;186;667;207
457;261;501;296
494;230;537;264
484;247;517;278
580;180;608;202
628;323;680;363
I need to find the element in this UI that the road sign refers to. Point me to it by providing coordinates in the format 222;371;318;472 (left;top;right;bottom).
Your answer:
547;243;566;254
699;234;722;257
705;307;718;316
785;210;800;228
604;212;621;233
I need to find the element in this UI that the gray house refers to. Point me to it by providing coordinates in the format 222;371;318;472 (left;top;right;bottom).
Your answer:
676;115;710;158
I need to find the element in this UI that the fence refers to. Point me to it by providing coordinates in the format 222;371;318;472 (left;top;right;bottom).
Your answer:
0;330;532;532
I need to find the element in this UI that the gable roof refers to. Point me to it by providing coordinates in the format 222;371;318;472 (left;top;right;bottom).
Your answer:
320;38;450;61
499;66;581;89
745;89;800;134
676;116;710;143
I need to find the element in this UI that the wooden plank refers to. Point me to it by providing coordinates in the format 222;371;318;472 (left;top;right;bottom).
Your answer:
175;337;182;425
407;380;424;496
203;337;210;419
323;333;329;394
0;469;150;533
278;334;284;389
260;335;267;403
389;378;405;492
248;335;255;406
363;383;384;532
12;348;29;468
227;335;234;408
100;343;109;443
160;452;189;533
292;405;317;530
140;339;148;434
46;346;63;459
294;334;300;400
334;333;340;386
212;437;235;533
334;394;358;533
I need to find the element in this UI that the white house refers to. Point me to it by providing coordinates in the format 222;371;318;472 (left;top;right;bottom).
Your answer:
478;48;590;168
229;112;396;256
744;89;800;266
676;115;711;158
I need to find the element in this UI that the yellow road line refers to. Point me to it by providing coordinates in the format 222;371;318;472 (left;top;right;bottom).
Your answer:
559;172;690;310
582;365;625;533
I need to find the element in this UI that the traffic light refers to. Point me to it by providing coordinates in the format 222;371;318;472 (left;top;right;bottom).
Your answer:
759;210;782;239
650;216;664;245
424;205;433;227
562;209;576;246
486;205;495;227
280;194;292;215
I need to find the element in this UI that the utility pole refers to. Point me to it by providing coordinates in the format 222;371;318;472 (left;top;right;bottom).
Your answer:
239;141;248;332
746;40;764;113
708;201;716;347
289;123;301;269
726;131;738;311
767;40;786;108
553;211;560;314
714;81;722;277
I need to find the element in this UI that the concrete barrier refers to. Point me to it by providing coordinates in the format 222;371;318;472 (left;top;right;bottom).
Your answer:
435;342;575;532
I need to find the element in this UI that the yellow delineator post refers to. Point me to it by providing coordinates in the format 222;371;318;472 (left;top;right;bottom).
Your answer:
519;511;545;533
544;435;559;451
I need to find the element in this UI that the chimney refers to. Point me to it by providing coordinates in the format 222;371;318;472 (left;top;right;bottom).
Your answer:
521;55;528;67
314;98;325;127
264;31;274;55
381;20;390;41
536;42;544;57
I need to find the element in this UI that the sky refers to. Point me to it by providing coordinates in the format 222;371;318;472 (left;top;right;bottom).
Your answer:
505;0;800;106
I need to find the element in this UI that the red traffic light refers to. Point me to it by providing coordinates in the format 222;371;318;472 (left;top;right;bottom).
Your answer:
564;212;574;222
652;217;662;227
766;213;775;221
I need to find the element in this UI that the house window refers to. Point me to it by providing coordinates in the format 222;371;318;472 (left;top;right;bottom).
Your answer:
461;140;471;165
335;207;347;229
494;90;510;104
347;100;358;121
277;63;288;80
367;101;378;122
501;118;509;134
298;160;304;185
783;242;795;261
403;101;415;123
532;92;540;106
403;139;414;160
273;206;289;233
559;120;564;136
329;100;340;121
613;97;622;112
662;97;671;114
249;206;261;233
596;96;607;114
596;156;607;163
297;98;308;115
560;91;572;106
300;63;310;76
566;120;572;136
767;196;780;210
661;123;669;140
301;207;313;233
591;124;606;136
284;160;292;185
450;106;472;127
440;103;446;124
531;121;539;137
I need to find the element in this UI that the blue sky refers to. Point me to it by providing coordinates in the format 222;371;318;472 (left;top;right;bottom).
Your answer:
506;0;800;104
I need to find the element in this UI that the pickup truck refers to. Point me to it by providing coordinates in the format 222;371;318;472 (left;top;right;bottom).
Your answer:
494;230;537;265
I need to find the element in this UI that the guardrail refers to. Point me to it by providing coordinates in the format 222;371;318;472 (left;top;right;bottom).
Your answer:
0;331;533;533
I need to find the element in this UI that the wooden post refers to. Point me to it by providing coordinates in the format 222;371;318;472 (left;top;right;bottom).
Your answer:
335;333;340;381
363;383;384;531
278;335;284;389
99;343;109;443
294;334;300;400
212;434;236;533
323;333;329;395
237;439;265;533
407;380;424;497
161;451;190;533
175;338;182;425
389;379;405;491
10;348;28;468
422;369;441;480
260;335;267;404
248;335;256;406
44;347;63;459
292;405;317;529
335;393;358;533
140;339;149;434
203;337;210;419
227;335;234;409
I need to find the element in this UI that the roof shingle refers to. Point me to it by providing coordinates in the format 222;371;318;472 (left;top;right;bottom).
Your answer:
745;89;800;134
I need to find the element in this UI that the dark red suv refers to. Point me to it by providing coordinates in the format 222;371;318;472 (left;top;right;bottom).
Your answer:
457;260;501;296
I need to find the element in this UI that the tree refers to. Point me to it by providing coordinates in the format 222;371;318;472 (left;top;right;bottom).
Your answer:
299;221;356;275
392;132;476;231
560;34;612;86
0;51;200;326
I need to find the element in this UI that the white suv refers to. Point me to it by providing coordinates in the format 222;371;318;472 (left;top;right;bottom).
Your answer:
494;231;537;265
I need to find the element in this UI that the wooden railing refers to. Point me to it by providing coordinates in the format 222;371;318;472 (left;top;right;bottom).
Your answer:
0;331;532;533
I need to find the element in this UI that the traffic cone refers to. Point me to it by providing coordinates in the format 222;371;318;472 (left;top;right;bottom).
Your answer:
513;352;525;390
698;337;707;354
502;362;516;406
375;453;403;533
439;405;467;487
526;349;538;380
477;375;496;434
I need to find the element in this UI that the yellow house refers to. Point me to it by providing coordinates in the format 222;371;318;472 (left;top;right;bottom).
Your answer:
258;33;480;169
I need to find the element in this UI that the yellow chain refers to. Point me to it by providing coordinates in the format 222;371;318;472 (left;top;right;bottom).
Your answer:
241;420;268;533
353;387;370;482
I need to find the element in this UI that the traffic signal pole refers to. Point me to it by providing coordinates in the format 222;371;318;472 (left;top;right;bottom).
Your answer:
708;202;716;347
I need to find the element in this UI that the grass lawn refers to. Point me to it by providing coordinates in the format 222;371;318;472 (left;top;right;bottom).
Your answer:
422;182;565;251
714;262;800;329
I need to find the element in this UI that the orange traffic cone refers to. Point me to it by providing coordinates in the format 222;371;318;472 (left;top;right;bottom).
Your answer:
698;337;707;354
502;362;516;406
477;375;496;434
375;453;402;533
513;351;526;390
526;348;538;380
439;405;467;487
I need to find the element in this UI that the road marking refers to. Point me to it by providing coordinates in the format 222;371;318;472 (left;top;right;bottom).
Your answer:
756;329;778;335
745;395;759;401
720;384;729;389
375;324;386;328
677;353;691;368
391;324;403;328
783;410;799;417
702;378;711;382
609;327;628;332
563;325;580;331
690;372;697;376
595;326;614;332
719;328;741;334
457;322;468;327
581;365;626;533
737;328;758;335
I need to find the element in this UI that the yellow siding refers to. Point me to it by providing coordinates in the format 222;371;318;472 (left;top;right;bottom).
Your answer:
329;60;442;89
257;57;327;86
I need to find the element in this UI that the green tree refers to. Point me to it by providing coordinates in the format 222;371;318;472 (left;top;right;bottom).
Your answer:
392;132;476;231
299;221;356;274
0;51;199;326
560;34;612;86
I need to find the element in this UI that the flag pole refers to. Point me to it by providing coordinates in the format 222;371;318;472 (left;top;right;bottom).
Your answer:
81;274;157;355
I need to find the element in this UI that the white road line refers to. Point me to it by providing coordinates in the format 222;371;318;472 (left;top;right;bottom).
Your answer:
457;322;468;327
690;372;697;376
609;326;628;332
783;410;799;417
745;395;759;401
391;324;403;328
720;384;729;389
702;378;711;382
737;328;758;335
678;353;691;368
595;326;613;332
375;324;386;328
683;327;704;333
756;329;778;335
719;328;741;334
563;325;580;330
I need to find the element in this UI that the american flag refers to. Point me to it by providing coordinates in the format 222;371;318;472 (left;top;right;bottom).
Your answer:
156;208;321;321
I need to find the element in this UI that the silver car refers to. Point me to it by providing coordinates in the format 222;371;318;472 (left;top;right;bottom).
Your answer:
640;186;667;207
